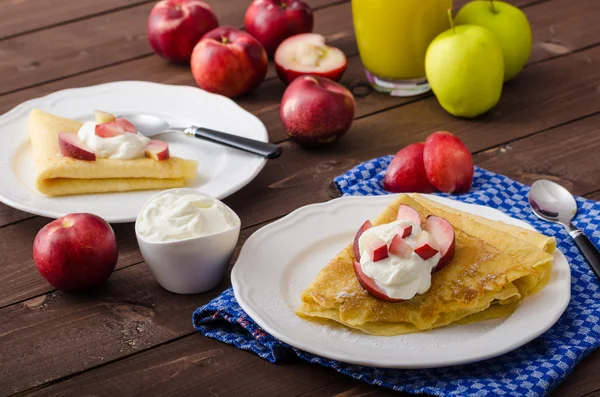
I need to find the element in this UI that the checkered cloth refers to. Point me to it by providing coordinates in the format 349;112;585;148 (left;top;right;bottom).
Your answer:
193;157;600;397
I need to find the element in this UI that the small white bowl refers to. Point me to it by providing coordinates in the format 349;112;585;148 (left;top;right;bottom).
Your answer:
135;189;240;294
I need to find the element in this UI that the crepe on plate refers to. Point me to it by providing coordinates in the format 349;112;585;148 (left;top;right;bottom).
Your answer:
28;109;198;196
296;194;555;336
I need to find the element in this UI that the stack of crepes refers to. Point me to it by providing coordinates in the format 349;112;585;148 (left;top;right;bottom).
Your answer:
297;194;555;336
28;109;198;196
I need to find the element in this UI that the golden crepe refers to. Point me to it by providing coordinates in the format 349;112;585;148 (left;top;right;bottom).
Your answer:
297;194;555;336
28;109;198;196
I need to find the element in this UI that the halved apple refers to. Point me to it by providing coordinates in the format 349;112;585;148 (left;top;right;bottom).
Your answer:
414;230;439;260
145;140;170;161
397;204;421;226
425;215;456;271
388;234;412;258
274;33;347;84
94;110;116;124
58;132;96;161
352;260;405;303
352;220;372;262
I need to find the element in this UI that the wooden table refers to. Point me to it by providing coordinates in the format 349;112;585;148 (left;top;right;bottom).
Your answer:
1;0;599;395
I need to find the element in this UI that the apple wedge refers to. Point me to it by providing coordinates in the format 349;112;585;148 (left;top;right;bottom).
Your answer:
361;233;388;262
352;220;372;261
58;132;96;161
145;140;170;161
388;234;412;258
115;118;137;133
94;110;115;124
414;230;439;260
424;215;456;271
95;118;137;138
397;204;421;226
352;260;404;303
274;33;347;84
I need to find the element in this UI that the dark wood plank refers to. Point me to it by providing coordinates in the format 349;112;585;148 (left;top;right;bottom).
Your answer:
0;223;265;395
474;112;600;196
2;45;600;395
0;219;143;308
551;350;600;397
586;192;600;202
0;0;345;97
0;0;152;40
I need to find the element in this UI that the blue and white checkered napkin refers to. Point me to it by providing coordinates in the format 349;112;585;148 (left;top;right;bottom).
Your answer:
193;156;600;397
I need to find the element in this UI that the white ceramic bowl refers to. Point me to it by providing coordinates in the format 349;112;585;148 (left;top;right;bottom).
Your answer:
135;189;240;294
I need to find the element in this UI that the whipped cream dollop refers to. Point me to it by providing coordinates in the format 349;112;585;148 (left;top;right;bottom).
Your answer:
359;220;440;300
77;121;150;160
136;191;238;243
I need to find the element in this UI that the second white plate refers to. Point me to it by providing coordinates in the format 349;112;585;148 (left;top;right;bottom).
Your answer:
231;194;571;369
0;81;269;223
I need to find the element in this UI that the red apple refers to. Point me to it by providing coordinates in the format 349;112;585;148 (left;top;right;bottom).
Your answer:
353;220;372;261
396;204;422;225
414;231;439;260
191;27;268;98
395;224;413;238
423;131;474;194
94;110;115;124
425;215;456;271
244;0;313;56
33;213;118;292
384;143;437;193
58;133;96;161
388;234;412;258
145;140;170;161
147;0;219;62
361;233;388;262
353;260;404;303
274;33;347;84
280;75;355;146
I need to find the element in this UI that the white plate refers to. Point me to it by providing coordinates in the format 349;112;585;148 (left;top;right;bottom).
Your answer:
232;194;571;369
0;81;268;223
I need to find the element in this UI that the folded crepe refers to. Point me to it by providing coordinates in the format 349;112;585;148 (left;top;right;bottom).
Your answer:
28;109;198;196
296;194;555;336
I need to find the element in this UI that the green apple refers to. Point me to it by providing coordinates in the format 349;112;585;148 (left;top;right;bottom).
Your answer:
425;24;504;118
456;0;532;81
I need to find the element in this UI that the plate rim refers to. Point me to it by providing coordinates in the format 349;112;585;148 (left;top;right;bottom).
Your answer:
0;81;268;223
231;194;572;369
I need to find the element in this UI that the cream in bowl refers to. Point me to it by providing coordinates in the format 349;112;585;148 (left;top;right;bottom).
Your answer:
135;189;240;294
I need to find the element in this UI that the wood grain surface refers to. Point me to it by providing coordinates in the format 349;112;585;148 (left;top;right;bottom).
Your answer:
0;0;598;396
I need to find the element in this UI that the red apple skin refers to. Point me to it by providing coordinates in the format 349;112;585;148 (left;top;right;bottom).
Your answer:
353;220;372;261
423;131;474;194
147;0;219;62
33;214;118;292
145;140;170;161
425;215;456;271
58;132;96;161
281;75;355;146
244;0;313;56
191;27;268;98
353;260;405;303
384;143;437;193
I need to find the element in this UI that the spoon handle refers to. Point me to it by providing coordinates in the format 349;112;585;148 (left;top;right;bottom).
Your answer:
185;126;282;159
571;229;600;279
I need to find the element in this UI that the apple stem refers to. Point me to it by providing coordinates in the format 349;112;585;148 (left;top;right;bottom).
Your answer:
221;36;230;44
447;9;455;34
490;0;497;13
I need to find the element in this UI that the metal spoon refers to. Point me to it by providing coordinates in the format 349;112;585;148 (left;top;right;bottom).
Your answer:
529;179;600;279
122;113;282;159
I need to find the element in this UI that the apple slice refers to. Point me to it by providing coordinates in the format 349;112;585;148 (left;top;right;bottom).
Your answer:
361;233;388;262
394;224;413;238
95;121;126;138
94;110;115;124
397;204;421;226
274;33;347;84
58;132;96;161
145;140;170;161
388;234;412;258
425;215;456;271
352;260;404;303
115;118;137;133
414;230;439;260
353;220;373;262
